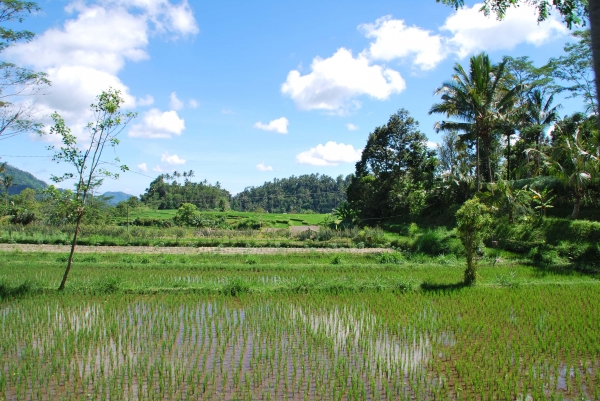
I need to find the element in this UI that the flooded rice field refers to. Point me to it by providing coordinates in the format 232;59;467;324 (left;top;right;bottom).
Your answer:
1;288;599;400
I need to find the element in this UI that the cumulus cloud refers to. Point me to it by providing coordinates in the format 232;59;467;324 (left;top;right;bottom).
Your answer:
161;151;186;165
137;162;148;172
3;0;198;142
441;2;568;58
152;165;163;172
427;141;439;149
346;123;359;131
256;162;273;172
254;117;289;134
282;7;568;114
359;16;446;70
282;48;405;113
188;99;199;108
295;141;362;166
169;92;184;110
128;108;185;138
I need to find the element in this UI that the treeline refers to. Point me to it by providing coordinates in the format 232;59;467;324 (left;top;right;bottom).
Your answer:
232;174;352;214
347;32;600;224
139;172;232;211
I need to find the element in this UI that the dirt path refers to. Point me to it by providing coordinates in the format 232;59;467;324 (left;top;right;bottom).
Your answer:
0;243;389;255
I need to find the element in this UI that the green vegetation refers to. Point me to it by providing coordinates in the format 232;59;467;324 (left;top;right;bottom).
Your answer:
1;250;599;400
0;163;47;195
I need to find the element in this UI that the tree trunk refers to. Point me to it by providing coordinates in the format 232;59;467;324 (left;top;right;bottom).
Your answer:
476;137;480;192
506;130;511;181
571;193;581;220
590;0;600;119
58;211;84;291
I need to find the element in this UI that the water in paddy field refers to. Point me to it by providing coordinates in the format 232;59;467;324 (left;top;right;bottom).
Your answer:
0;296;598;400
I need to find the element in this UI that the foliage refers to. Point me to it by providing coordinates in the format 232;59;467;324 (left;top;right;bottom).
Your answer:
140;172;231;211
0;163;47;194
437;0;588;29
173;203;200;226
232;173;351;214
456;198;492;285
0;0;51;141
347;109;437;220
430;52;521;188
547;30;596;114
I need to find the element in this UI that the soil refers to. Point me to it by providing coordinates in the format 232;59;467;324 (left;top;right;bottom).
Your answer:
0;243;389;255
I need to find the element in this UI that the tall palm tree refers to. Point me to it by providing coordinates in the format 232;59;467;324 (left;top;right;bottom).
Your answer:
521;88;561;174
430;53;521;191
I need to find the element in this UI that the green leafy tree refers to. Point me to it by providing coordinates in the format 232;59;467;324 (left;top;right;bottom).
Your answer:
0;0;50;141
548;30;596;114
48;88;136;290
173;202;200;226
347;109;437;220
456;198;492;285
544;114;599;219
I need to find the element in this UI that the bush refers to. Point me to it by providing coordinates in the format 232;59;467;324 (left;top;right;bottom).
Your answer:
355;227;386;247
377;252;404;264
221;278;250;296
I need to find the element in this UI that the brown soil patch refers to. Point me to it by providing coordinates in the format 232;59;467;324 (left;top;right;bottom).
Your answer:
0;243;389;255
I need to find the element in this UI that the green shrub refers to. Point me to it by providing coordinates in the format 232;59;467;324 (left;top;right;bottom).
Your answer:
377;252;404;264
330;255;343;265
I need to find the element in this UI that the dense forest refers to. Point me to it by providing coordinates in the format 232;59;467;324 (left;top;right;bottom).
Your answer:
139;172;232;211
231;174;352;214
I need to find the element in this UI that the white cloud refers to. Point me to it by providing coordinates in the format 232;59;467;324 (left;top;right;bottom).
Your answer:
256;162;273;172
138;94;154;106
441;2;568;58
427;141;439;149
281;48;405;114
128;108;185;138
161;151;186;165
296;141;362;166
169;92;184;110
152;165;163;172
188;99;199;109
346;123;359;131
137;162;148;172
254;117;289;134
4;0;198;142
359;15;446;70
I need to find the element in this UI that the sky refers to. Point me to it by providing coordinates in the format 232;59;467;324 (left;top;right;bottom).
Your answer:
0;0;586;196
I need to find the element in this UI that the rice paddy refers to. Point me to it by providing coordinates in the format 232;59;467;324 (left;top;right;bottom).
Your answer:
1;249;599;400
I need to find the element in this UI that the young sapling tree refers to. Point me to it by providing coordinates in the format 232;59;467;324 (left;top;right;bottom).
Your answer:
48;88;136;290
456;198;492;285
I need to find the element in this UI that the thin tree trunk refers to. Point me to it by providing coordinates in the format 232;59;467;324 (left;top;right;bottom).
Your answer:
58;211;84;291
507;130;511;181
571;193;581;220
590;0;600;119
476;137;480;192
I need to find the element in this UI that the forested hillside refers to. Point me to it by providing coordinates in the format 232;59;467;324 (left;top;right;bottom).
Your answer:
140;173;232;210
232;174;352;213
0;163;47;195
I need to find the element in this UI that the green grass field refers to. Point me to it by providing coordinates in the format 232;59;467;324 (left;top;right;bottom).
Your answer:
1;249;599;400
114;209;332;228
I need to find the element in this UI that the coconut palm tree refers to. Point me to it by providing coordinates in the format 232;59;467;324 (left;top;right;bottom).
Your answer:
520;89;561;174
430;53;522;191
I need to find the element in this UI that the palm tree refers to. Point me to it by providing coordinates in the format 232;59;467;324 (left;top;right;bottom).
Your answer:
430;53;521;191
521;89;561;173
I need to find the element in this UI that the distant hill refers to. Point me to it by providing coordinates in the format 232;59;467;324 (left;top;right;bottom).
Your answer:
0;164;48;195
102;191;136;206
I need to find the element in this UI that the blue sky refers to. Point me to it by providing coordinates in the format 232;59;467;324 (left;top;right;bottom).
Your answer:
2;0;585;196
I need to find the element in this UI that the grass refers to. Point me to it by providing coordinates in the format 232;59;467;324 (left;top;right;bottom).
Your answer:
113;209;332;228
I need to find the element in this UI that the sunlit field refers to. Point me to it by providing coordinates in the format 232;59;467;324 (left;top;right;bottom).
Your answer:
1;250;599;400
